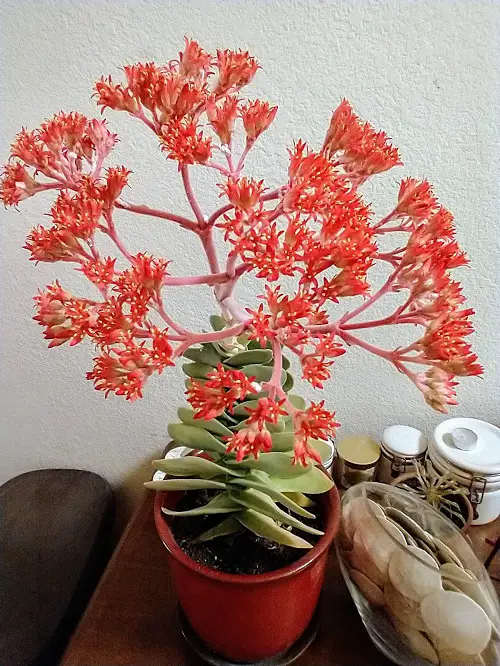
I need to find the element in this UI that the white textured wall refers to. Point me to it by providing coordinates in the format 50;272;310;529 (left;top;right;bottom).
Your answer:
1;0;499;512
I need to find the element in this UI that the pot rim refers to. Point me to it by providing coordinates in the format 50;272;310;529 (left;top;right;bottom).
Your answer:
153;484;340;585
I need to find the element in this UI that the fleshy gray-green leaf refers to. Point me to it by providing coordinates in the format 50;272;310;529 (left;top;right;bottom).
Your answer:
229;487;323;535
282;372;294;392
152;457;243;478
227;452;310;477
144;478;227;491
167;424;227;454
270;432;295;451
229;476;315;518
182;362;215;379
237;510;313;549
225;349;273;367
183;345;221;367
210;315;226;331
270;466;334;494
161;493;240;516
240;364;286;384
177;407;232;437
288;394;307;410
195;516;242;542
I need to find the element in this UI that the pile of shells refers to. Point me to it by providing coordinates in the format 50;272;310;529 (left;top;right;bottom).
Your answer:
338;483;500;666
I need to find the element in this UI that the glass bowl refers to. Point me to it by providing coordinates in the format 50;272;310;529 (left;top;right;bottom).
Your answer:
336;482;500;666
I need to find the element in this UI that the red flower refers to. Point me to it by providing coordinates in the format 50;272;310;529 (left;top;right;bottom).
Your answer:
225;425;273;461
293;401;340;466
0;162;41;206
417;368;458;414
206;96;239;145
148;327;175;372
301;355;334;388
24;226;87;263
102;166;131;207
221;176;265;212
79;257;116;288
241;100;278;142
322;99;401;179
396;178;438;221
86;342;152;401
33;283;93;347
245;397;287;427
94;76;140;114
214;49;259;95
91;297;133;347
187;364;255;419
50;190;102;240
179;38;213;81
160;119;212;167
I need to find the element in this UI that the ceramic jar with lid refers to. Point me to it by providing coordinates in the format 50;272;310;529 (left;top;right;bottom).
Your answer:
334;434;381;489
429;417;500;525
377;425;428;485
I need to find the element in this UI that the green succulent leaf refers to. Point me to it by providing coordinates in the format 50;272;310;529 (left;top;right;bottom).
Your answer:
182;362;215;379
270;432;295;451
210;315;226;331
283;492;315;508
237;510;313;549
229;476;315;518
227;451;310;477
287;394;307;410
152;456;243;478
183;345;221;367
144;478;227;491
195;516;242;542
282;355;291;371
282;372;294;392
167;424;227;454
233;400;260;416
177;407;233;438
270;466;334;494
267;420;285;434
229;487;323;535
248;339;272;350
240;364;287;384
225;349;274;367
161;492;240;517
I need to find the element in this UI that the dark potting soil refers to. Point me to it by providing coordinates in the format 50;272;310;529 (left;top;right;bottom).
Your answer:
170;490;325;575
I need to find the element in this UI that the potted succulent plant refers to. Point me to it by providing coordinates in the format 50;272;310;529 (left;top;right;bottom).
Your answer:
2;38;481;663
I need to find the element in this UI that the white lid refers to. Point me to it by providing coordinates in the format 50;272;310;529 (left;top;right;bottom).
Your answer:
432;418;500;476
382;425;428;457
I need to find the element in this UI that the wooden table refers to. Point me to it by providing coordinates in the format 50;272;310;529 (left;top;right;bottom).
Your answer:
62;492;499;666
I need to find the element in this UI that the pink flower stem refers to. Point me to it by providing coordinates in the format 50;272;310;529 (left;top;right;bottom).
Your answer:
374;223;411;234
153;295;190;336
220;296;251;323
236;141;252;174
372;207;398;230
104;211;134;263
339;266;401;325
206;188;283;227
181;165;206;226
133;109;157;133
264;339;283;399
173;323;247;357
199;227;221;274
343;316;424;330
206;161;232;177
115;200;198;232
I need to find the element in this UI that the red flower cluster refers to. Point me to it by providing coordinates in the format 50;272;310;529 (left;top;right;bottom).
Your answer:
322;99;401;181
187;364;256;420
2;40;481;461
293;402;340;466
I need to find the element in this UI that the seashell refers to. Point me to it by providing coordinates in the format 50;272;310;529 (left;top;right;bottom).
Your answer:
349;567;385;606
421;590;492;655
440;565;500;640
384;579;426;631
385;507;435;549
388;545;441;602
385;516;418;547
442;578;463;594
434;642;485;665
413;537;441;566
350;530;386;588
432;536;464;568
391;620;439;665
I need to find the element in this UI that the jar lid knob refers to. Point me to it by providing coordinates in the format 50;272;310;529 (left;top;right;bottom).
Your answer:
451;427;478;451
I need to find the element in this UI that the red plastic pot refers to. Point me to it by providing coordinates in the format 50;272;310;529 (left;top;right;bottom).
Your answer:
154;484;340;663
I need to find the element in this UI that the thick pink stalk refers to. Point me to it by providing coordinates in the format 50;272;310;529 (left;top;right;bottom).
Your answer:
265;339;283;399
154;295;190;336
105;211;134;263
339;265;401;325
181;165;206;225
199;227;221;274
115;200;198;231
336;327;395;362
372;207;398;230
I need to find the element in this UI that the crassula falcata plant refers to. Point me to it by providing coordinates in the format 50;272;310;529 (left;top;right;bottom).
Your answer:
2;39;481;548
